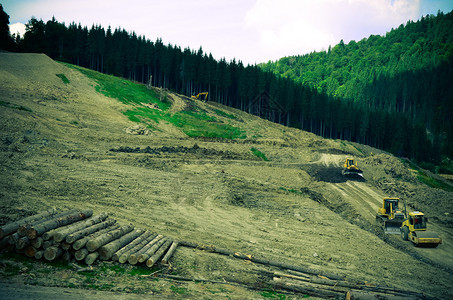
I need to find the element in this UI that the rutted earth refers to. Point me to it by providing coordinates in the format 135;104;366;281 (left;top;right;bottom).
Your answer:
1;53;453;299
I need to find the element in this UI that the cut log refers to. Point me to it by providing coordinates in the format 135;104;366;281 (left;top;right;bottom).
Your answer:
15;236;30;250
18;209;78;237
30;237;43;248
112;231;154;261
129;235;165;264
8;232;20;245
43;240;59;250
146;239;173;267
66;218;116;244
44;246;63;261
161;240;179;265
75;248;89;261
135;235;165;264
34;250;44;260
85;252;99;265
86;224;134;252
24;246;37;258
98;229;144;260
61;241;72;250
118;234;160;264
27;209;93;239
0;208;57;239
72;224;120;250
53;212;109;242
271;277;345;298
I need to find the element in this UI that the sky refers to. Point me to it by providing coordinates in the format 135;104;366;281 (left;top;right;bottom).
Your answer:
3;0;453;65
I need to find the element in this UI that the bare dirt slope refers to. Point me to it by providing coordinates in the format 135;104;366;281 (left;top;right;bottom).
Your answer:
1;53;453;299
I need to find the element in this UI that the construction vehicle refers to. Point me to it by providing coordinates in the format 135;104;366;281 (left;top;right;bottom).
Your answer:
191;92;208;102
376;197;406;234
342;158;363;178
400;211;442;247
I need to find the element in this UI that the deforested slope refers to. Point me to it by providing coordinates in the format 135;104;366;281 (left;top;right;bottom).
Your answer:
1;53;452;299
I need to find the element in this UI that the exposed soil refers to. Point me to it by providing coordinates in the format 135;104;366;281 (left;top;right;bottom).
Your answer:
1;53;453;299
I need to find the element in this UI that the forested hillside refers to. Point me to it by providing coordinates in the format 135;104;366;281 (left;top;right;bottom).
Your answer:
261;11;453;162
2;6;452;167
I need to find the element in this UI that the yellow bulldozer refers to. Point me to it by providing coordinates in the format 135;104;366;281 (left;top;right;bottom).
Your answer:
342;158;363;178
376;197;406;234
400;211;442;247
191;92;208;102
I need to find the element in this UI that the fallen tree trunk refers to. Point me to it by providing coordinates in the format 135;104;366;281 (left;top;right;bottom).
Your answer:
75;248;89;261
18;209;79;237
34;250;44;260
67;219;117;244
118;233;160;264
44;246;63;261
24;246;37;258
161;240;179;265
53;213;109;242
30;237;43;248
85;252;99;265
99;229;144;260
271;277;345;298
8;232;20;245
0;208;57;239
86;224;134;252
112;231;154;262
146;239;173;267
134;235;166;264
180;241;343;281
15;236;30;250
72;224;119;250
27;209;93;239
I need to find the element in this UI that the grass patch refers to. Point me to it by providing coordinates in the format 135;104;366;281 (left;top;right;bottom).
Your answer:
251;147;269;161
214;109;237;119
402;159;453;192
279;187;303;195
64;62;246;139
260;290;292;299
56;73;70;84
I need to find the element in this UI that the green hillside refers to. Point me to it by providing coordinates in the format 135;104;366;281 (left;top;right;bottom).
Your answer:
261;11;453;162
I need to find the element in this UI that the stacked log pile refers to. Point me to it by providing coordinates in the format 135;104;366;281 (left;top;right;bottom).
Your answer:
0;209;178;267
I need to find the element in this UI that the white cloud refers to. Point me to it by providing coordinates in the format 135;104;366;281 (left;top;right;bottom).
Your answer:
9;22;26;37
245;0;421;60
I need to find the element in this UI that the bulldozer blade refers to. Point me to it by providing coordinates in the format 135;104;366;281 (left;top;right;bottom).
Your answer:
384;220;403;234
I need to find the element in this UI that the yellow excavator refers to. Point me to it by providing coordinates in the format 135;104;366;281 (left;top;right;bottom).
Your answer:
376;197;405;234
342;158;363;178
400;211;442;247
191;92;208;102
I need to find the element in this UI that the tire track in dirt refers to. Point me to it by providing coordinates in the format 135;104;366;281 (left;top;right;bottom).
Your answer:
313;154;453;274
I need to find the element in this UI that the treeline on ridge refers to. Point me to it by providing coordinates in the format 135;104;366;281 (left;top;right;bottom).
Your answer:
2;7;452;165
261;11;453;163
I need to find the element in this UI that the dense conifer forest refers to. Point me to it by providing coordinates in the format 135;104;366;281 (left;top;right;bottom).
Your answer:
1;5;452;168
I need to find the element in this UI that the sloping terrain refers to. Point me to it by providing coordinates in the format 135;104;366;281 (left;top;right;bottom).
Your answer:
1;53;453;299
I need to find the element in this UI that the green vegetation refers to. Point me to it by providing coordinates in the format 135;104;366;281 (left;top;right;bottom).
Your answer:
251;147;269;161
403;159;453;192
170;285;188;295
260;290;292;299
65;63;246;139
214;109;237;119
56;73;70;84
